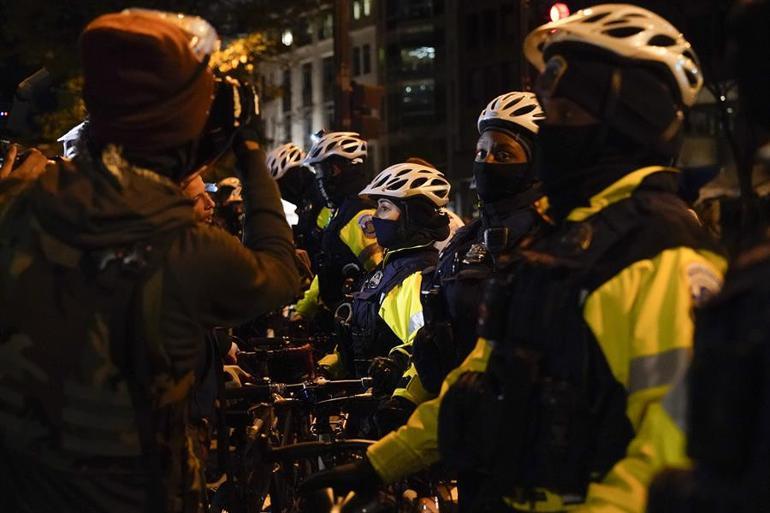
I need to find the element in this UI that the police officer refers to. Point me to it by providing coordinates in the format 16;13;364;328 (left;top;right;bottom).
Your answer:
413;91;548;396
0;9;299;513
267;142;330;268
302;6;726;513
324;164;450;417
295;131;383;322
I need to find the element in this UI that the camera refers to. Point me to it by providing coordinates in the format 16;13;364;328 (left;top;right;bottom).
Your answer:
0;139;23;167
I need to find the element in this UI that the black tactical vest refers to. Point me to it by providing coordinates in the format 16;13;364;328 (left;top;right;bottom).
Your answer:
317;197;376;307
341;247;437;377
440;172;722;505
416;192;545;394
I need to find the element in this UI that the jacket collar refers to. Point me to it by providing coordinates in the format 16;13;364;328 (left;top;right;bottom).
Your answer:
566;166;678;222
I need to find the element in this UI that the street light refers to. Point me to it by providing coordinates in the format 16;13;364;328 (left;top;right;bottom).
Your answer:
549;2;571;22
281;29;293;47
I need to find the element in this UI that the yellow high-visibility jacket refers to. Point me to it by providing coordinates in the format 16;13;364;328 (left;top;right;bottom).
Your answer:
296;204;382;318
366;166;726;513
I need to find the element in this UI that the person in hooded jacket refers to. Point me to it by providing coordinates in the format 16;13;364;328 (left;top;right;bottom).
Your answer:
267;142;330;270
294;131;383;328
301;5;726;512
411;91;549;398
0;10;298;513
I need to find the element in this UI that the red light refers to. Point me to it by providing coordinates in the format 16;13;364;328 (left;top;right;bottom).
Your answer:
550;2;571;22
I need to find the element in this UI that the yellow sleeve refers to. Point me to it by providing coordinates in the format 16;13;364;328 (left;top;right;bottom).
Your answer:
318;345;347;379
578;247;725;513
379;271;424;347
339;209;383;271
295;275;320;319
392;363;435;406
367;337;494;484
317;206;333;229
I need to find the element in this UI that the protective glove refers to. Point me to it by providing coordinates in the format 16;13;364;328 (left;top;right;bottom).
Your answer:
299;457;381;495
374;396;416;436
438;371;495;473
646;468;695;513
368;356;404;396
412;324;456;395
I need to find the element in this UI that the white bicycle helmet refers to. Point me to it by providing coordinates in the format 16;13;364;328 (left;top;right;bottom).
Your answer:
523;4;702;107
304;131;367;166
266;143;306;180
58;121;87;159
478;91;545;136
360;163;451;208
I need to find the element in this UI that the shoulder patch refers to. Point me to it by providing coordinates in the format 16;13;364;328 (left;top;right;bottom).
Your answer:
358;213;376;239
686;262;722;306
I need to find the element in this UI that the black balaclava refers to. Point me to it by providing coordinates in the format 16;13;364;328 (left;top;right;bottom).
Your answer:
372;197;450;251
316;156;369;208
473;121;538;206
278;165;316;207
535;43;685;221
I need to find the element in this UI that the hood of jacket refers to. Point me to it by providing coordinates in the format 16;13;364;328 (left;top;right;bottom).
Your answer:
28;145;195;249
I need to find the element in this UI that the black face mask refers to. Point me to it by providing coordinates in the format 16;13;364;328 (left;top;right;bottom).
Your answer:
371;217;401;250
316;162;368;208
473;161;535;204
535;123;605;188
278;166;311;206
536;123;659;221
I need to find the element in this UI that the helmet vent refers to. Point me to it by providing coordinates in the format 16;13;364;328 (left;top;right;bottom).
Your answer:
648;34;676;47
396;168;412;177
513;104;537;116
373;176;389;188
582;12;611;24
684;68;699;88
387;179;408;190
502;97;522;110
412;177;428;187
603;26;644;38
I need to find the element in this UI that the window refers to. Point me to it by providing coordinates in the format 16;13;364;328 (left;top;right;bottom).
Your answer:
483;9;497;47
302;62;313;107
318;12;333;40
400;46;435;73
467;67;484;106
353;46;362;77
501;3;517;38
353;0;362;19
401;79;435;116
364;0;372;16
325;104;335;129
326;102;334;128
363;44;372;74
322;56;335;102
466;13;479;50
282;69;292;113
283;114;292;143
303;110;313;149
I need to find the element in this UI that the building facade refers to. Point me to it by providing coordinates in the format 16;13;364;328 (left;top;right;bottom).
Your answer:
261;0;382;173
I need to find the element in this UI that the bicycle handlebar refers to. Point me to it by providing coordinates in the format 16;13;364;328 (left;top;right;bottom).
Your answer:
223;377;372;401
267;439;375;462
